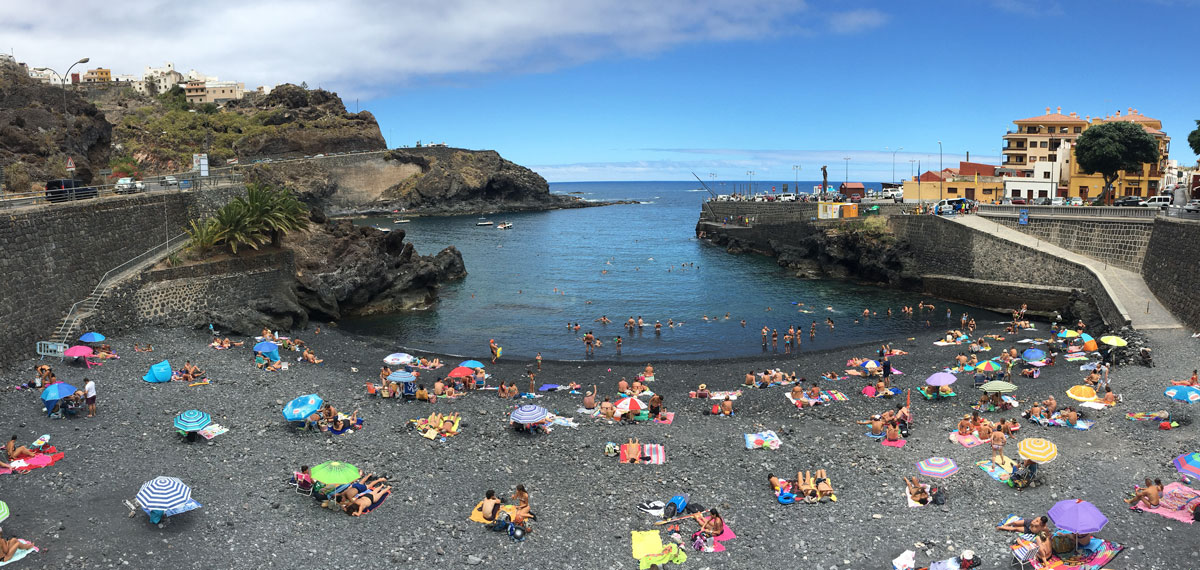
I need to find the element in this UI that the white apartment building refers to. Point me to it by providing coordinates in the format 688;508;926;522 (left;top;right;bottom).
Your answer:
1004;151;1068;200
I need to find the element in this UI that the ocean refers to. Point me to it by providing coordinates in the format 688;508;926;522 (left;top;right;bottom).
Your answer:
342;181;1001;360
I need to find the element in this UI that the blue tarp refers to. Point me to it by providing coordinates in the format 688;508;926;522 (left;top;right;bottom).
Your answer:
143;360;172;383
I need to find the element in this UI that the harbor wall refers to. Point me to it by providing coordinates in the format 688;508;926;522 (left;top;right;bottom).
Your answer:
977;214;1153;271
1141;217;1200;331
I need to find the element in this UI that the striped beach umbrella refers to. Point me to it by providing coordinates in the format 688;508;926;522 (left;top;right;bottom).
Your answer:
510;405;549;424
0;500;8;523
310;461;361;486
861;360;880;369
136;477;192;511
615;397;647;413
975;361;1002;373
446;367;474;378
1018;438;1058;464
1099;336;1127;347
916;457;959;478
383;353;414;366
925;372;957;386
1057;330;1080;338
1067;385;1097;402
978;380;1018;393
386;370;417;383
282;394;323;421
1165;386;1200;404
174;410;212;432
1173;452;1200;479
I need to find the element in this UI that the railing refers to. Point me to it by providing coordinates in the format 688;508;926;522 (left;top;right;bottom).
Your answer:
0;171;243;211
976;204;1159;219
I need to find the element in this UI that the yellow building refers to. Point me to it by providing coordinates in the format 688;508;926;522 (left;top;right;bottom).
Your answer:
902;176;1005;203
1003;107;1087;177
81;67;111;82
1066;109;1171;200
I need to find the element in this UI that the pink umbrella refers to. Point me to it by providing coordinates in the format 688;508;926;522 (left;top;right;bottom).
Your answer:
63;345;93;358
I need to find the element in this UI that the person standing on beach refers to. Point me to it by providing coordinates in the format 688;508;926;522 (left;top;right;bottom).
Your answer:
771;329;778;350
761;327;769;348
490;339;500;363
583;331;595;356
535;352;542;371
84;377;97;417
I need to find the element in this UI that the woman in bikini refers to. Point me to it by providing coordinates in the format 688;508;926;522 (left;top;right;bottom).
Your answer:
345;485;392;516
904;476;930;505
1125;478;1164;510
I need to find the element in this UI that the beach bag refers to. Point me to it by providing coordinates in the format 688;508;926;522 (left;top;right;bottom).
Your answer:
604;442;619;457
1159;421;1172;430
509;523;528;542
711;404;719;415
685;502;706;514
931;487;946;505
664;495;688;518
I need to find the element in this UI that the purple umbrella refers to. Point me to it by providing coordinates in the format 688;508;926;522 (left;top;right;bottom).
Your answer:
925;372;957;387
1048;499;1107;534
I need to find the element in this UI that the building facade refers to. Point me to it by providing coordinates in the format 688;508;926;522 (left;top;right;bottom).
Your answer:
1066;109;1170;200
183;80;246;104
81;68;111;83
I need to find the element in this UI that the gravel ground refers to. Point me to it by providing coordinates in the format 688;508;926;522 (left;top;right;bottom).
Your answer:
1;319;1197;570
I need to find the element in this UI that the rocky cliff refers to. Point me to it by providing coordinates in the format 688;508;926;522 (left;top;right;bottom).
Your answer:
0;63;112;186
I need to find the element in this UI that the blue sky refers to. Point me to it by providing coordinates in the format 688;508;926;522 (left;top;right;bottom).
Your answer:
6;0;1198;181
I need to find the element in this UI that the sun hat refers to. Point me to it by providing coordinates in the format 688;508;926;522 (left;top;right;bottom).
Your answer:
699;384;707;390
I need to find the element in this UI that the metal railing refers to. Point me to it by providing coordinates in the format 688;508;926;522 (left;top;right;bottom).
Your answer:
976;204;1160;219
0;171;243;211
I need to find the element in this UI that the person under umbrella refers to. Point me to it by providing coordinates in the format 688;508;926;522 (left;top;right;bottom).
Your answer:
134;476;201;524
174;410;212;442
510;405;549;433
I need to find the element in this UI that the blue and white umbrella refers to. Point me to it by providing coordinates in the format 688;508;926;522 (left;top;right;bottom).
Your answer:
253;341;278;353
136;476;192;511
459;360;485;369
384;353;415;366
510;405;548;424
79;332;106;342
174;409;212;432
386;370;416;384
1165;386;1200;404
282;394;323;421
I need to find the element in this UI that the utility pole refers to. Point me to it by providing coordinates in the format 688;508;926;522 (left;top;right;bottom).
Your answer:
793;164;801;193
886;146;903;184
746;171;755;195
842;157;851;187
938;141;944;203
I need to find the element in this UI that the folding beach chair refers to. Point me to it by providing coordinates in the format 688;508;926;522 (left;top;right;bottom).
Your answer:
1009;535;1038;569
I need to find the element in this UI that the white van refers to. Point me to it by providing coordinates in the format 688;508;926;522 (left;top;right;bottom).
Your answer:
934;198;968;215
777;193;797;202
1144;195;1172;209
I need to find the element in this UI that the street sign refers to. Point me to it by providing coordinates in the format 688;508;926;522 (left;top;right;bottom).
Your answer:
1018;209;1029;225
66;157;76;172
99;169;112;176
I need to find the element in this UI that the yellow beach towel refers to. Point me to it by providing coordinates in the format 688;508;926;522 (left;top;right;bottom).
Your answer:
468;501;516;524
631;530;663;559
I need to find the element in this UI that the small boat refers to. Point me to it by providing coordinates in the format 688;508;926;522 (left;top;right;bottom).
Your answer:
497;222;513;230
394;219;411;224
476;220;494;226
375;226;392;233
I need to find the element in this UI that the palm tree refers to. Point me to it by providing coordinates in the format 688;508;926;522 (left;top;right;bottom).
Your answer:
213;200;261;254
240;183;309;247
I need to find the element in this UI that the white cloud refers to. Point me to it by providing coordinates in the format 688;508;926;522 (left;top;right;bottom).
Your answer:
0;0;822;98
827;9;887;34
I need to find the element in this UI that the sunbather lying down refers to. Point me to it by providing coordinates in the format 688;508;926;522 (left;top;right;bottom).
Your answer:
796;470;836;503
904;476;929;505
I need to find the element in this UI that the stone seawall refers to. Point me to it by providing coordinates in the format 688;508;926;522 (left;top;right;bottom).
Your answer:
1142;217;1200;330
980;214;1153;271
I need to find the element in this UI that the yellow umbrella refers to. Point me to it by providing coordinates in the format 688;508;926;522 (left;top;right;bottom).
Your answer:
1099;336;1127;347
1018;438;1058;464
1067;385;1097;402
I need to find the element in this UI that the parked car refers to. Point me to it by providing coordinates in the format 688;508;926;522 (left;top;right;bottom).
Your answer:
1010;198;1027;205
1113;196;1146;207
777;193;797;202
160;176;178;188
114;177;145;194
1050;197;1065;206
1031;197;1052;206
1183;199;1200;213
44;179;98;203
1143;195;1172;209
1067;197;1084;206
934;198;968;215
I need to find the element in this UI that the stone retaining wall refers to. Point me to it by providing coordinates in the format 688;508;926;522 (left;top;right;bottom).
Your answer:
1141;217;1200;330
981;215;1153;271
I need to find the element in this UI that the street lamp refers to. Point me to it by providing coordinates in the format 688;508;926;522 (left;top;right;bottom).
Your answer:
886;146;903;184
792;164;801;193
908;159;916;180
33;57;89;113
938;141;943;203
746;170;755;195
842;157;851;187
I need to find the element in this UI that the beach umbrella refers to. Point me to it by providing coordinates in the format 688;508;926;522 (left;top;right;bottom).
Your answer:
78;332;106;342
63;345;93;358
386;370;417;383
925;372;957;386
383;353;414;366
253;341;278;353
1165;386;1200;404
1067;385;1097;402
615;397;647;413
1018;438;1058;464
173;409;212;432
447;366;475;378
1099;336;1127;347
310;461;361;486
1048;499;1108;534
136;477;192;511
282;394;323;421
978;381;1018;393
40;382;78;415
459;360;485;369
861;360;880;369
916;457;959;478
1021;348;1046;361
1173;452;1200;479
0;500;8;523
1057;330;1080;338
975;361;1002;373
510;405;549;424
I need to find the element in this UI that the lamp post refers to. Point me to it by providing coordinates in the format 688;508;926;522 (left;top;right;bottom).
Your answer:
33;56;89;113
746;170;755;195
886;146;903;185
842;156;851;188
938;141;943;203
908;159;916;180
792;164;801;194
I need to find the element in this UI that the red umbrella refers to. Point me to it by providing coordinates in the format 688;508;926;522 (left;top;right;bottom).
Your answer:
447;366;475;378
63;345;93;358
615;397;646;413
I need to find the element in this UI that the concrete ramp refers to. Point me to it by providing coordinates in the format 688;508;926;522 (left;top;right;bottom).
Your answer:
951;215;1180;330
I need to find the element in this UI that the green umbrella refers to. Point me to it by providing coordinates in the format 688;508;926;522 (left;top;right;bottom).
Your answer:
310;461;360;485
0;500;8;523
978;380;1018;393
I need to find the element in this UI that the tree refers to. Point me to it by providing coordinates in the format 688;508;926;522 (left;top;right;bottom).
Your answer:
1074;121;1160;205
1188;120;1200;158
109;155;142;179
5;162;32;193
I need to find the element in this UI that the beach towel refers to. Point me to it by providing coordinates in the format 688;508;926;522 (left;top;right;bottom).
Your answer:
468;500;516;524
1079;401;1108;410
631;530;664;559
620;441;643;463
823;389;849;401
537;384;561;392
709;390;742;400
865;431;885;439
949;432;983;447
906;484;932;507
1145;483;1199;524
0;448;64;475
919;389;956;400
654;412;675;425
933;341;959;346
696;521;737;553
198;423;228;439
744;430;782;450
1031;539;1123;569
0;544;36;566
1126;411;1169;421
638;543;687;569
862;386;902;398
637;500;666;518
642;444;666;464
880;438;906;448
1031;414;1094;430
547;414;578;428
327;417;364;435
976;459;1015;486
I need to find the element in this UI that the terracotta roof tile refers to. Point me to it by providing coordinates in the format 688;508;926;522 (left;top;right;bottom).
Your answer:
1014;112;1087;124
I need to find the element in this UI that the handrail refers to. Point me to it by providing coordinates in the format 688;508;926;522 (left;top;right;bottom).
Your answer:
976;204;1159;219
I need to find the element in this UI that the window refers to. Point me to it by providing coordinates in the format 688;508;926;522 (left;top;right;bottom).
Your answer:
1061;127;1069;133
1040;141;1048;148
983;188;992;194
1073;126;1082;134
1043;172;1050;179
1030;157;1038;163
948;187;958;194
1011;189;1021;197
1038;190;1049;198
1017;141;1025;148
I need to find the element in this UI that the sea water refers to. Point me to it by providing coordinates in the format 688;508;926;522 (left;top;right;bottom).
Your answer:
343;181;1002;360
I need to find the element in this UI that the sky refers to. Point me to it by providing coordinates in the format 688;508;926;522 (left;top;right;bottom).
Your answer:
3;0;1199;182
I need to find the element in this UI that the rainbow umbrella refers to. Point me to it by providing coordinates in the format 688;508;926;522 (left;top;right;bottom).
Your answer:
916;457;959;478
1048;499;1107;534
1018;438;1058;464
1173;452;1200;479
1099;336;1127;347
1067;385;1097;402
1057;330;1080;338
1165;386;1200;404
925;372;957;386
976;361;1002;373
310;461;361;486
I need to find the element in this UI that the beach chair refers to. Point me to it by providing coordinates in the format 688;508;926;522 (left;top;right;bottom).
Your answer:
1009;535;1038;569
972;374;987;389
292;473;315;495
